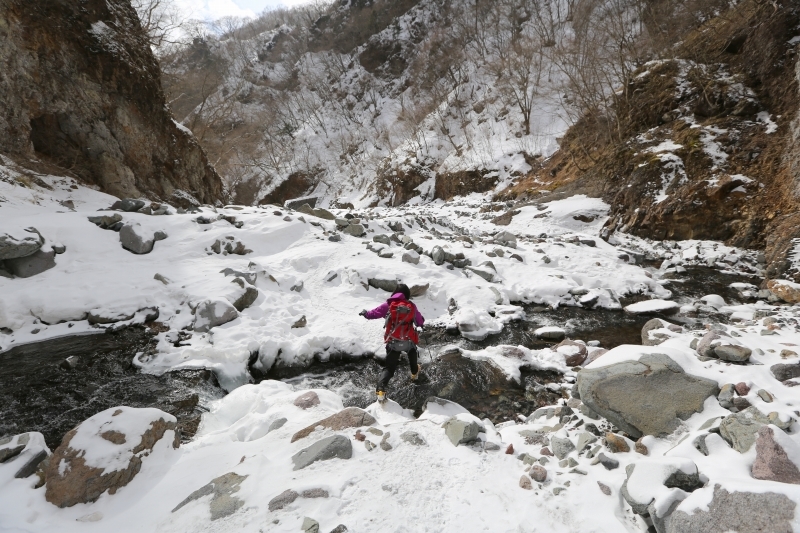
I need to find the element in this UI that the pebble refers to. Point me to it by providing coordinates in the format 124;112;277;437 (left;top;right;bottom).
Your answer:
530;465;548;482
605;433;630;453
597;482;612;496
519;476;533;490
634;438;648;455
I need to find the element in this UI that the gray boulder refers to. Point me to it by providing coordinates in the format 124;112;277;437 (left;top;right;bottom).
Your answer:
373;234;391;245
400;431;426;446
719;407;790;453
291;407;376;442
550;435;576;459
664;485;796;533
0;227;44;260
402;250;420;265
194;299;239;332
431;246;445;265
292;435;352;471
368;278;398;293
443;418;482;446
172;472;247;520
343;224;365;237
268;489;299;511
4;249;56;278
229;281;259;311
714;344;751;363
111;198;146;212
87;213;123;229
119;223;155;254
285;196;318;210
220;268;257;285
577;352;719;438
771;363;800;382
465;266;495;282
642;318;681;346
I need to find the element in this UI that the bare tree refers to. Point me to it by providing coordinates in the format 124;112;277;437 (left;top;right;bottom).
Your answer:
131;0;185;54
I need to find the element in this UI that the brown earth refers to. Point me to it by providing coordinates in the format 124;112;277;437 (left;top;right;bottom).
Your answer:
0;0;222;204
500;0;800;283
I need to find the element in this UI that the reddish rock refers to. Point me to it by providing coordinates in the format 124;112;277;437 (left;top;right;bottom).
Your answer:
291;407;376;442
540;447;554;456
734;382;751;396
354;430;366;442
752;426;800;484
605;433;630;453
634;438;649;456
555;340;588;366
519;475;532;490
293;391;320;410
505;443;514;455
530;465;548;482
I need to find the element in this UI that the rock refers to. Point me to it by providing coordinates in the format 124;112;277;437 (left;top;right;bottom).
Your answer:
377;249;393;259
302;517;320;533
585;349;608;366
343;224;365;237
112;198;146;212
194;299;238;332
766;279;800;304
551;435;576;459
540;447;553;456
4;248;56;278
268;489;299;511
621;458;702;517
291;435;352;471
294;391;320;409
577;352;719;438
714;344;751;363
592;453;620;470
559;457;578;468
291;281;304;292
431;246;445;265
46;407;179;507
51;243;66;254
400;431;426;446
757;389;774;403
329;526;348;533
291;407;376;442
328;234;341;242
302;488;329;498
576;432;597;453
720;407;789;453
268;418;287;433
635;438;649;455
119;223;155;254
735;382;751;396
781;349;798;359
771;363;800;382
292;315;308;329
519;475;533;490
368;278;398;293
718;383;735;409
410;283;429;297
285;196;318;210
465;266;495;282
555;340;588;366
443;417;482;446
605;433;630;453
534;326;566;341
664;485;796;533
172;472;247;520
530;465;548;482
752;425;800;484
335;218;349;228
597;482;612;495
373;234;391;245
0;227;44;260
230;285;259;312
88;214;123;229
641;318;681;346
402;250;420;264
87;309;135;325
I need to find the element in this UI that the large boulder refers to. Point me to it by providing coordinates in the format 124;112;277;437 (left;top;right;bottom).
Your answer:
291;407;376;442
45;407;179;507
696;331;751;362
767;279;800;304
0;227;44;260
443;417;482;446
4;249;56;278
368;278;398;293
291;435;352;470
752;425;800;484
578;352;719;438
194;299;239;332
119;222;155;254
664;485;796;533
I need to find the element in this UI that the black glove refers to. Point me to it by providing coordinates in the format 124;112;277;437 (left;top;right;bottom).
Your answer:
359;310;367;317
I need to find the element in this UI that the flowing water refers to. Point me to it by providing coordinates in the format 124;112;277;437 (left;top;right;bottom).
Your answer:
0;267;761;448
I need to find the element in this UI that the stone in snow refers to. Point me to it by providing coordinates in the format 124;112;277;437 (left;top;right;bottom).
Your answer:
291;435;352;471
0;227;44;260
550;435;575;459
119;222;155;254
534;326;566;341
4;249;56;278
443;417;482;446
291;407;377;442
194;299;239;332
293;391;320;410
577;352;718;438
172;472;247;520
751;425;800;484
530;465;547;482
400;431;426;446
641;318;681;346
402;250;420;264
45;407;179;508
719;407;790;453
268;489;299;511
624;299;680;315
555;340;587;366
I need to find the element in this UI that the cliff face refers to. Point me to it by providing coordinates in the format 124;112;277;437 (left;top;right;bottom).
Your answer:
0;0;222;205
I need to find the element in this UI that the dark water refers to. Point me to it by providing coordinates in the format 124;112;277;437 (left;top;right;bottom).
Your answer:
0;267;761;447
0;327;223;449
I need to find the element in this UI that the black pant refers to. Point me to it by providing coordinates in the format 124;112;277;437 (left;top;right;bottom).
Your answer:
377;345;419;390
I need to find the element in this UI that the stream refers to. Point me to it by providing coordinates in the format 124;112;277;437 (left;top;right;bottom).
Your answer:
0;267;761;450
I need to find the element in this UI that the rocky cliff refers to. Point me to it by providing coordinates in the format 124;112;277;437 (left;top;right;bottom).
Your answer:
0;0;222;205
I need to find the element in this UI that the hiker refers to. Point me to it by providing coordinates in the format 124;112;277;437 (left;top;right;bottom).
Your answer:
359;283;425;402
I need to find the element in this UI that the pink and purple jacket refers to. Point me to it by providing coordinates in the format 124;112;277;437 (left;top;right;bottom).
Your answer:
364;293;425;326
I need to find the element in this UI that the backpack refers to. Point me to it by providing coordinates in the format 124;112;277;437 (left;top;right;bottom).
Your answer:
384;299;419;349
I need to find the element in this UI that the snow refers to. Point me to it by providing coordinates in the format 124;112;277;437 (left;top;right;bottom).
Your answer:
623;299;679;314
757;111;779;134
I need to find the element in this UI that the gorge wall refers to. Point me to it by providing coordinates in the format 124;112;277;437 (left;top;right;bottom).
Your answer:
0;0;222;205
